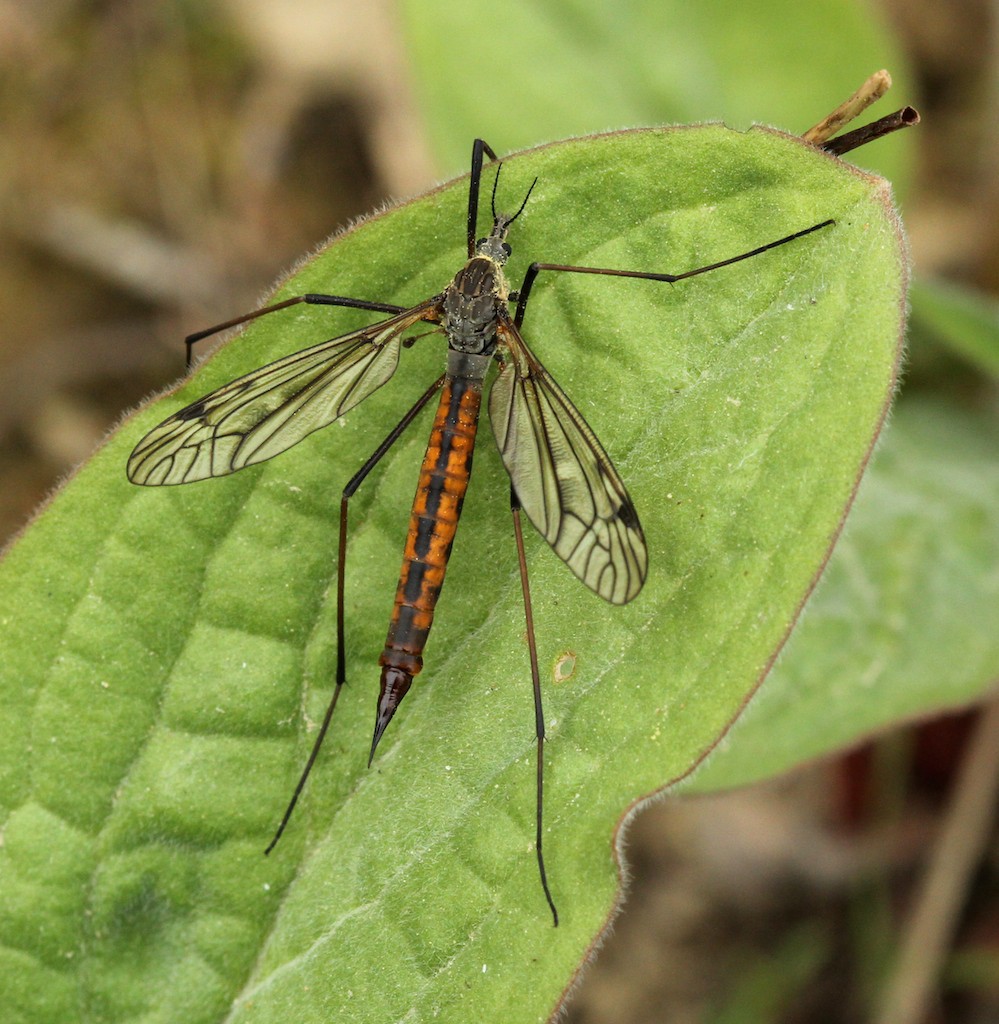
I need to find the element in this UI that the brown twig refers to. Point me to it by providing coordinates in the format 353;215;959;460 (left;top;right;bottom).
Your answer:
804;70;893;145
822;107;921;157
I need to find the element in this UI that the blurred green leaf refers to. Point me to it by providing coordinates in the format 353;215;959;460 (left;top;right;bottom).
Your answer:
910;277;999;379
400;0;914;187
707;923;830;1024
0;128;905;1022
693;396;999;789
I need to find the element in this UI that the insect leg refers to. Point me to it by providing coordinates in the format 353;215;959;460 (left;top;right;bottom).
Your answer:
264;372;446;856
466;138;500;257
510;219;835;328
185;293;409;367
510;483;559;927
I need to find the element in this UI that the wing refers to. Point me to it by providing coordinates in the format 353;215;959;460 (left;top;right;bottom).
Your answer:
488;318;648;605
128;299;442;486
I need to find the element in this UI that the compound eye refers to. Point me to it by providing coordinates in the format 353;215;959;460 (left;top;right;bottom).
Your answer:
476;237;487;249
501;242;512;257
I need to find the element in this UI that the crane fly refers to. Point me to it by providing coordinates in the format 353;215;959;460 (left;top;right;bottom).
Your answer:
127;139;833;925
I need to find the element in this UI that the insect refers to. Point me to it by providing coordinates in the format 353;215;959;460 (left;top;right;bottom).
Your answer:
128;139;833;925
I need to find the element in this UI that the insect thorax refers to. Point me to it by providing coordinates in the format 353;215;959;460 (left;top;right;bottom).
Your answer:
443;255;508;359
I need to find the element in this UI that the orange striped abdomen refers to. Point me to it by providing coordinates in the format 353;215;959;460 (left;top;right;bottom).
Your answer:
379;376;483;685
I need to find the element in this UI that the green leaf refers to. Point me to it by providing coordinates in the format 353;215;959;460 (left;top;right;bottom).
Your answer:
1;128;903;1022
909;276;999;379
691;395;999;790
400;0;914;188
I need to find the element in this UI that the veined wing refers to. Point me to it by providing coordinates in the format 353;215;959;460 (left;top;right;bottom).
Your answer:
488;317;647;605
128;299;442;486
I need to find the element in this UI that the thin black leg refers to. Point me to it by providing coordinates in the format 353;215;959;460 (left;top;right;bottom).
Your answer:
185;293;409;367
467;139;500;257
510;483;559;927
264;373;447;855
511;219;835;328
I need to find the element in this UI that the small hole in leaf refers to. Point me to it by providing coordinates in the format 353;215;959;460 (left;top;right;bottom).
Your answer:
553;651;577;684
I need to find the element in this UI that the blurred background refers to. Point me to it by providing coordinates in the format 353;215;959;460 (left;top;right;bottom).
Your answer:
1;1;997;1021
